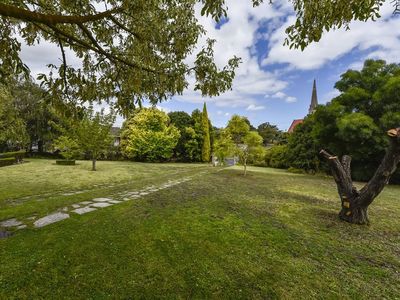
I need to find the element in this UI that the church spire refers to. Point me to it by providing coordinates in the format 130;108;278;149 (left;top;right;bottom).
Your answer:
308;79;318;114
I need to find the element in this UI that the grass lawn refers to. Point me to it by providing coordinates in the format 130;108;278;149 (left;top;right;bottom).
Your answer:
1;161;400;298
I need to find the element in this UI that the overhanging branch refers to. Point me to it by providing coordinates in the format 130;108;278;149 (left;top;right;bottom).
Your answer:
0;3;121;25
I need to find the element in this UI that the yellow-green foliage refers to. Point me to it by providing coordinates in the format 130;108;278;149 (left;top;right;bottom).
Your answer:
121;108;180;162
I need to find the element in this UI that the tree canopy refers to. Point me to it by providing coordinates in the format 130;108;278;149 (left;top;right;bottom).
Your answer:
1;0;397;115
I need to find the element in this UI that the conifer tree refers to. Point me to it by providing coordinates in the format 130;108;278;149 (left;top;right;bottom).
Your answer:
201;102;211;162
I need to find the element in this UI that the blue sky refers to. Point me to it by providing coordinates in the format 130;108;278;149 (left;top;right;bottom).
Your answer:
20;1;400;131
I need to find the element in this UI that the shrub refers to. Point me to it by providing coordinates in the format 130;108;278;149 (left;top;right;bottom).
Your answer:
56;160;76;166
0;157;15;167
287;167;306;174
264;145;289;169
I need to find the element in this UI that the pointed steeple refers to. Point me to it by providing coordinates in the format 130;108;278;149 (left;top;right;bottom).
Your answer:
308;79;318;114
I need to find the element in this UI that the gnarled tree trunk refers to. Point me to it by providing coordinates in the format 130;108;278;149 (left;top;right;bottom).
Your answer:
320;128;400;225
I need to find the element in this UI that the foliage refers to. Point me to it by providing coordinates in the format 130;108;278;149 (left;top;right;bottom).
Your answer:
0;1;258;114
213;129;235;165
53;136;80;160
227;115;250;145
121;108;180;162
201;103;211;162
168;111;195;161
264;145;289;169
286;119;321;172
0;157;15;167
286;59;400;181
285;0;394;50
53;108;115;170
257;122;282;145
0;85;29;150
9;79;62;152
235;130;264;175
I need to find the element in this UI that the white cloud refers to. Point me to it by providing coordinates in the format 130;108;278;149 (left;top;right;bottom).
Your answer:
285;96;297;103
271;91;296;103
263;2;400;70
246;104;265;111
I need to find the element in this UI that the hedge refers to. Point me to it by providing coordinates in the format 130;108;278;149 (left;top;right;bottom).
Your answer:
56;160;76;166
0;150;25;161
0;157;16;167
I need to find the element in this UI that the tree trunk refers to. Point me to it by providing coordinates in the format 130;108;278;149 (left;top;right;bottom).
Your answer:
320;128;400;225
92;158;96;171
243;159;247;176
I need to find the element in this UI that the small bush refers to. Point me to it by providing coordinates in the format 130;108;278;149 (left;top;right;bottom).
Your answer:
56;160;76;166
0;157;16;167
287;167;306;174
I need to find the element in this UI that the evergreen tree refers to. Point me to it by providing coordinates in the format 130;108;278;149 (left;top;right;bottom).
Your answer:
201;103;211;162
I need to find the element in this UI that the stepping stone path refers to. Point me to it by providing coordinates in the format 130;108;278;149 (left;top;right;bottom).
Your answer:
34;212;70;228
73;206;97;215
0;171;210;234
1;218;23;228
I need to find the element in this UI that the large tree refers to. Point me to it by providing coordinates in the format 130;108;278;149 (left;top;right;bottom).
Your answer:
284;60;400;224
2;0;397;114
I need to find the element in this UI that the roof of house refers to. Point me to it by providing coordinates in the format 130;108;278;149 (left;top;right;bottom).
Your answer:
288;119;304;133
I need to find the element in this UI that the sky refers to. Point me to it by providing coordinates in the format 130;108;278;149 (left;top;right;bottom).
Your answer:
19;1;400;131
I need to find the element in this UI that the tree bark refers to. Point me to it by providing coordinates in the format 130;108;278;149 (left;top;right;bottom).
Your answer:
92;158;96;171
320;128;400;225
0;3;120;25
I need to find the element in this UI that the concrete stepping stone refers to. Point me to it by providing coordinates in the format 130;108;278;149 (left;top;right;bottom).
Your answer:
108;200;122;204
1;218;23;227
72;206;97;215
72;204;80;209
17;224;27;229
90;202;113;208
92;198;113;202
139;192;149;196
34;212;70;228
79;201;92;205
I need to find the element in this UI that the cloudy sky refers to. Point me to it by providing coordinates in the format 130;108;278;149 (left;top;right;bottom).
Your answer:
20;1;400;130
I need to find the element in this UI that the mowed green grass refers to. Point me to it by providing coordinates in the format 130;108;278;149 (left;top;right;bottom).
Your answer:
0;159;209;221
1;162;400;298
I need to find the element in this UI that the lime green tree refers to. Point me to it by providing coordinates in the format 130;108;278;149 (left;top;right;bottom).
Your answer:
238;131;264;176
201;102;211;162
75;109;115;171
214;129;235;166
53;136;80;161
121;108;180;162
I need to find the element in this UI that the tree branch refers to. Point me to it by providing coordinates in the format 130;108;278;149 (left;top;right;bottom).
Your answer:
358;128;400;206
0;3;121;25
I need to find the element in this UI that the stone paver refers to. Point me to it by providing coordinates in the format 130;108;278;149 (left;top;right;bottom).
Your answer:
90;202;113;208
108;200;122;204
0;218;23;227
17;225;27;229
72;204;80;209
72;206;97;215
92;198;113;202
34;212;70;228
79;201;92;205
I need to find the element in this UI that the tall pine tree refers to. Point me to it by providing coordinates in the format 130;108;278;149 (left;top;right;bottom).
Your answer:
201;102;211;162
